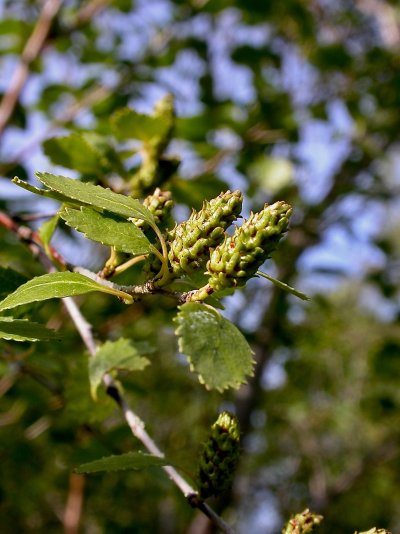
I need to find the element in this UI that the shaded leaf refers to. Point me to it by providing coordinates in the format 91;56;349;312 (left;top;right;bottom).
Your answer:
60;206;152;255
90;338;150;399
174;303;254;391
0;272;133;312
0;317;61;342
75;451;169;474
112;108;169;142
35;172;155;224
43;134;102;175
38;214;59;249
0;267;28;298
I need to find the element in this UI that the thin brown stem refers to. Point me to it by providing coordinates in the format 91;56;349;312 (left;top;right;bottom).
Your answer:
63;473;85;534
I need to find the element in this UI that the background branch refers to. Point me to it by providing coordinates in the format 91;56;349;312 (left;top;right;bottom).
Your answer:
0;0;62;137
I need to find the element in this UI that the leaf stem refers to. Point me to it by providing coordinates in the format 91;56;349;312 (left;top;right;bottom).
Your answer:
150;222;172;286
113;254;147;275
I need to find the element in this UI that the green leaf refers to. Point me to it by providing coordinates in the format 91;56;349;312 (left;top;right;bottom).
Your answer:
0;317;61;342
89;338;150;399
38;214;59;249
112;108;169;142
0;267;29;298
12;177;79;205
35;172;155;224
256;271;310;301
174;303;255;391
75;451;169;474
43;134;103;175
60;206;152;255
0;272;133;312
64;352;115;424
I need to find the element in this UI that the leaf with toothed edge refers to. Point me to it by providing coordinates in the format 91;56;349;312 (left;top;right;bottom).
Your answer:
0;317;62;342
174;302;255;391
60;206;152;255
89;338;150;400
0;272;133;312
35;172;155;223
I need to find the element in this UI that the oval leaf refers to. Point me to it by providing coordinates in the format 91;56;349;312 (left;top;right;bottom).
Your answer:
35;172;155;224
75;452;169;474
0;272;133;312
60;206;152;255
0;317;61;342
174;303;255;391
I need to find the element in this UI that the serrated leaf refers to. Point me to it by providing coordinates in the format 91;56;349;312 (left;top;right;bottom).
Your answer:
35;172;155;224
12;177;79;205
174;303;255;391
0;317;61;342
0;272;133;312
112;108;169;142
75;451;169;474
43;134;102;175
90;338;150;399
60;206;152;255
0;267;28;298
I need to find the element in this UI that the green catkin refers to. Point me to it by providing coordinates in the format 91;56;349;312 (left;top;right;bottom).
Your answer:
206;200;292;292
282;509;323;534
197;411;240;500
168;190;243;276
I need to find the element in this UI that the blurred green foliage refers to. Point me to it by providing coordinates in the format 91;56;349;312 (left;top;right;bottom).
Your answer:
0;1;400;533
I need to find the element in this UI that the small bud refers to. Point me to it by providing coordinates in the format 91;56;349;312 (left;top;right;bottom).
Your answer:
168;190;243;277
207;201;292;292
132;188;174;231
197;411;240;500
282;509;323;534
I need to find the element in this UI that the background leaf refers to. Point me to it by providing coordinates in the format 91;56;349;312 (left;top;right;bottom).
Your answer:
43;134;103;175
112;108;169;141
0;317;61;342
174;303;255;391
60;206;152;255
75;451;169;474
89;338;150;399
0;267;28;298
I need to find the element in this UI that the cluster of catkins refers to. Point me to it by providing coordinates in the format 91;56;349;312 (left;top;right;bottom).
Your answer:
137;187;292;298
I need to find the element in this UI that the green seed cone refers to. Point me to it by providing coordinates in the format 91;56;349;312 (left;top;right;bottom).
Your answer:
282;509;323;534
197;411;240;500
207;200;292;292
168;190;243;276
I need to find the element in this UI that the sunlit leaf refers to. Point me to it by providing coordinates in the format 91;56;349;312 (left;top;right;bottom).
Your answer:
174;303;254;391
35;172;154;224
0;272;133;312
60;206;152;255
